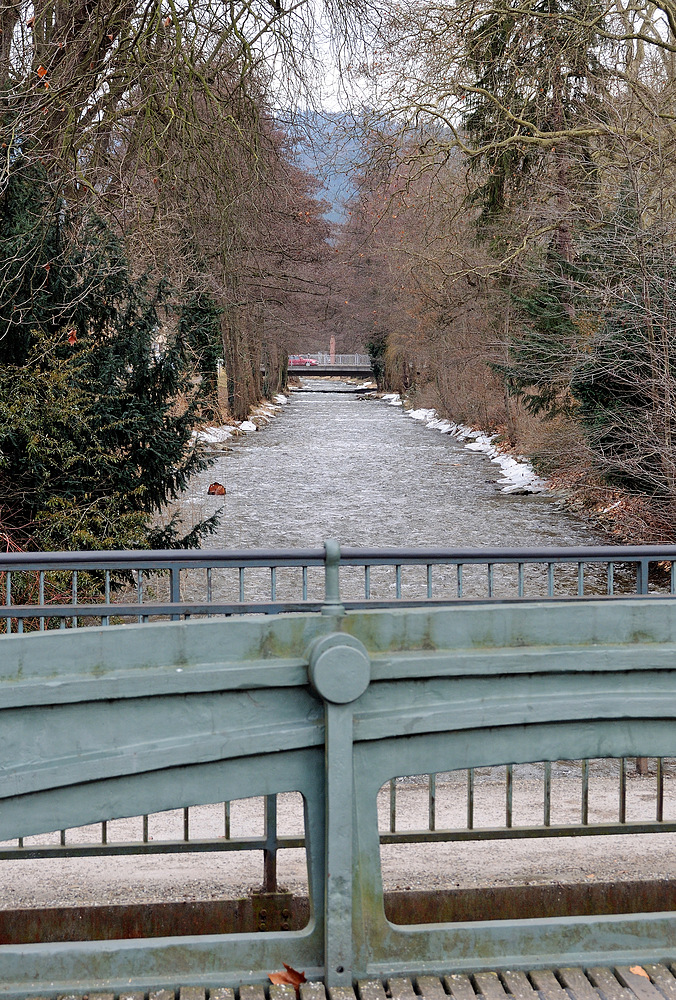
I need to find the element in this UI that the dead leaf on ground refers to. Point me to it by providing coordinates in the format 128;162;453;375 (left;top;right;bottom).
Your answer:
629;967;650;979
269;963;307;994
207;481;226;495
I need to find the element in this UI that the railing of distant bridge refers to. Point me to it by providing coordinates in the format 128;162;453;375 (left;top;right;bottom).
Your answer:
2;542;676;885
308;353;372;366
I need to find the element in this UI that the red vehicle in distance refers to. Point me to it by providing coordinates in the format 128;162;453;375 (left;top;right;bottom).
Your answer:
288;356;319;367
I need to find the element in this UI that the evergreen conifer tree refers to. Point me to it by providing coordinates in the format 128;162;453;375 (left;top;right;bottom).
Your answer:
0;160;218;550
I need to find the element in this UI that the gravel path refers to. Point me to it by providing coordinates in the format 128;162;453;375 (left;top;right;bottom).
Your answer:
1;764;675;909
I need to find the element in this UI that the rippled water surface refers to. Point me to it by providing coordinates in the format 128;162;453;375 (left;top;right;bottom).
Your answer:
186;382;599;552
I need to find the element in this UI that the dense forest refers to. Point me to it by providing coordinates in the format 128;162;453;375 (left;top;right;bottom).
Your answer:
2;0;676;548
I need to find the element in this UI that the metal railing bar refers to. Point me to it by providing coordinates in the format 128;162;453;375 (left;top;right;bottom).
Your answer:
395;565;402;600
71;571;78;629
0;548;326;570
619;757;627;823
428;774;436;832
426;564;432;599
379;820;676;844
5;569;11;635
364;565;370;600
302;566;308;601
1;545;676;576
544;761;552;826
467;768;474;830
339;544;676;564
0;835;306;861
340;594;676;609
0;600;329;620
224;801;231;840
103;570;110;627
657;758;664;822
581;759;589;825
39;571;45;631
389;778;396;833
607;563;614;596
29;815;676;857
506;764;513;828
487;563;494;598
3;592;676;625
263;794;278;893
170;566;180;622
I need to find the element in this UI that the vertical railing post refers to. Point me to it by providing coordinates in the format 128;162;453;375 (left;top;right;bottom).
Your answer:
262;794;278;893
308;633;371;988
170;563;180;621
323;539;344;616
635;558;650;776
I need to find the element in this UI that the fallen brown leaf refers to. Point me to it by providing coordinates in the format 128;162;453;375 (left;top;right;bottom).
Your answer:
269;963;307;993
630;967;650;979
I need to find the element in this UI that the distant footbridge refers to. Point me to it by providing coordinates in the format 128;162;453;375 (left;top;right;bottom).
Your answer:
287;353;373;377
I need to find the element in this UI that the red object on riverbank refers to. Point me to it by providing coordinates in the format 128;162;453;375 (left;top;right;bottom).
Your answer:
207;482;226;495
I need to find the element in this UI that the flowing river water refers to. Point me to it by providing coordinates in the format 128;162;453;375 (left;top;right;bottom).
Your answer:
186;380;599;553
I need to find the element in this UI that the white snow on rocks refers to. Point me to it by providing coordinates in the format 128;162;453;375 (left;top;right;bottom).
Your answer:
192;395;289;448
192;425;235;446
387;396;547;495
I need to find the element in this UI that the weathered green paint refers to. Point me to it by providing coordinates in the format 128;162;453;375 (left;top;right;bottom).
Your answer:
2;598;676;995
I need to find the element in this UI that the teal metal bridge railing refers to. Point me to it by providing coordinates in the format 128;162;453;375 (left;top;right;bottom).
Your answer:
1;544;676;876
0;540;675;630
2;546;676;993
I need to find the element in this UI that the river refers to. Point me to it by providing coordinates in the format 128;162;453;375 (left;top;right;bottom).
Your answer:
185;381;599;552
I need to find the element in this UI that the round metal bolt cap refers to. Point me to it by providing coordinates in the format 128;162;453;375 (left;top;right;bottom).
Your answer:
308;634;371;704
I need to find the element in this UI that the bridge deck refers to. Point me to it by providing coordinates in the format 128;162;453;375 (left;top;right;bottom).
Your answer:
17;965;676;1000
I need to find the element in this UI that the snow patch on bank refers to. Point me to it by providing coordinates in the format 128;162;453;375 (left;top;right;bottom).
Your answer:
385;396;547;495
192;395;289;448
